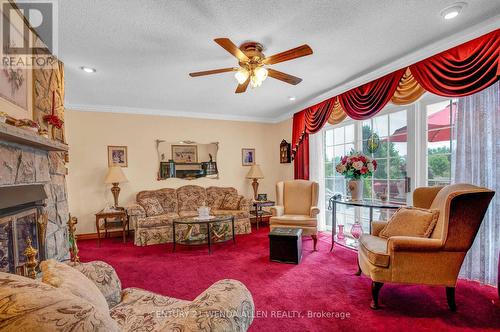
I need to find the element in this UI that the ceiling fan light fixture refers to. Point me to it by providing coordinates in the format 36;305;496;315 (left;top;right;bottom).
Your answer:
235;68;249;84
254;67;268;81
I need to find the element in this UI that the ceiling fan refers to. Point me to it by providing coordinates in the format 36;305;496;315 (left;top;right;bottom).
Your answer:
189;38;313;93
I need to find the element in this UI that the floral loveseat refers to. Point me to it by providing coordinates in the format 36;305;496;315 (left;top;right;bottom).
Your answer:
127;185;252;246
0;260;254;331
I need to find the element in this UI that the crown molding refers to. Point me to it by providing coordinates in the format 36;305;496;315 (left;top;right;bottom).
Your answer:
67;17;499;125
65;103;278;123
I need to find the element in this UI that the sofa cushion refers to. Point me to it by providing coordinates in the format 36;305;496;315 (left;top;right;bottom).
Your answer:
359;234;390;268
220;194;242;210
138;197;165;217
206;186;238;209
41;259;110;313
137;188;178;213
379;207;439;239
177;185;207;211
0;271;120;332
70;260;122;309
110;287;189;332
138;212;179;228
270;215;317;227
212;209;250;218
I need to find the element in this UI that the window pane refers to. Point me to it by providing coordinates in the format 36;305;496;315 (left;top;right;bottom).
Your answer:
372;140;388;159
373;179;387;197
325;162;335;177
374;159;387;179
426;100;452;131
334;127;344;144
362;122;372;141
334;145;344;161
325;146;334;162
345;124;355;143
389;157;406;179
325;129;333;146
389;110;407;136
345;143;355;155
389;180;407;204
373;114;389;137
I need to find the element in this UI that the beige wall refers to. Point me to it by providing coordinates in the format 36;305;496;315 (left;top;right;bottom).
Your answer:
65;109;293;234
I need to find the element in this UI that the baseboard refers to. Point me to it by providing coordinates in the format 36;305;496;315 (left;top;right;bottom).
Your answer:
77;230;135;241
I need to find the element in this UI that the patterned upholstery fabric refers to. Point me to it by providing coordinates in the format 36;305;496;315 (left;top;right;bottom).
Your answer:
110;287;189;331
129;185;252;246
70;261;123;309
177;185;207;211
41;259;109;313
220;194;242;210
0;272;120;332
137;197;164;217
0;262;254;331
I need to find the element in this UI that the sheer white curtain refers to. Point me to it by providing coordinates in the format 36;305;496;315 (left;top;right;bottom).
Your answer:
453;81;499;286
309;131;326;231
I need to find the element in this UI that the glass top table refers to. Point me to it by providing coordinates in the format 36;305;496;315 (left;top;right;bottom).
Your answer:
172;215;235;254
328;197;402;251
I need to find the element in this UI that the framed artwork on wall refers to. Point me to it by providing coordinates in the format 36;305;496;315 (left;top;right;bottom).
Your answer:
242;148;255;166
171;145;198;163
108;146;128;167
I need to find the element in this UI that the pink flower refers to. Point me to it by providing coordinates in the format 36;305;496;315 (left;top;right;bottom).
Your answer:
361;167;368;174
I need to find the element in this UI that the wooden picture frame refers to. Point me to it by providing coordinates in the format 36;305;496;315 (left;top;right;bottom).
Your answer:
242;148;255;166
108;146;128;167
171;145;198;163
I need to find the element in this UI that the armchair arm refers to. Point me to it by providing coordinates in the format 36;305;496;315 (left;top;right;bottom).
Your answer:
371;221;388;236
239;197;252;212
388;236;443;252
270;205;284;217
310;206;320;218
162;279;254;331
70;260;122;309
125;203;146;217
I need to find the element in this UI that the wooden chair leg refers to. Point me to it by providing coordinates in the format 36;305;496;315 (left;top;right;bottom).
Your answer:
311;235;318;251
370;281;383;310
355;259;362;276
446;287;456;312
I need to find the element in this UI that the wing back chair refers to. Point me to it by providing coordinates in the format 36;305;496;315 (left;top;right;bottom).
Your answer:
357;183;495;311
270;180;320;250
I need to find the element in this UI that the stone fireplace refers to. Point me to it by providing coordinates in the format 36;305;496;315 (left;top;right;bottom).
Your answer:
0;125;70;266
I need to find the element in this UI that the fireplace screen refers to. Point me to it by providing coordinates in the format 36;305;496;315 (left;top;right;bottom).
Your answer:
0;208;38;273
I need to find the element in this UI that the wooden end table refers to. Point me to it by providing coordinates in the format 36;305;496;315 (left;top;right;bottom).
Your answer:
95;208;129;247
251;200;275;230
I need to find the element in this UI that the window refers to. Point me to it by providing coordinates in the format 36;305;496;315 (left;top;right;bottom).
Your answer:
321;94;455;248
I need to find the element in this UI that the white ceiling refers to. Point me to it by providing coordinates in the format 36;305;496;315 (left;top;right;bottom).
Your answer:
59;0;500;122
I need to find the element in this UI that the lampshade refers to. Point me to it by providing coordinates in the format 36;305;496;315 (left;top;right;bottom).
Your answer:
104;166;128;184
246;164;264;179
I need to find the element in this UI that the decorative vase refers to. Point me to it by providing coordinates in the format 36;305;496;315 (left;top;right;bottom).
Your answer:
350;222;363;240
337;224;345;240
348;179;363;201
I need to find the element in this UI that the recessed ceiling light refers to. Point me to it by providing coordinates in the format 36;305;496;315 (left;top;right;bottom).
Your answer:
80;66;96;73
441;2;466;20
288;96;296;101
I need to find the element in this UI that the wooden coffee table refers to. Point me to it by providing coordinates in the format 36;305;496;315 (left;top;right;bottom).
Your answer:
251;200;275;230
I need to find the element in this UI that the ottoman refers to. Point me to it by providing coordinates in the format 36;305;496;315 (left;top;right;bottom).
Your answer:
269;227;302;264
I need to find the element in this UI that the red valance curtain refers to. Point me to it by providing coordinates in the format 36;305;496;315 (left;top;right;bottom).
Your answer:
410;29;500;97
292;29;500;180
339;69;406;120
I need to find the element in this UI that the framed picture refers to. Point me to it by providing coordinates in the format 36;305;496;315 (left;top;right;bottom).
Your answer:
108;146;128;167
242;148;255;166
172;145;197;163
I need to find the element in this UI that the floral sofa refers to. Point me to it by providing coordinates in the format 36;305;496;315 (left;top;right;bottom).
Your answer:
0;260;254;331
127;185;252;246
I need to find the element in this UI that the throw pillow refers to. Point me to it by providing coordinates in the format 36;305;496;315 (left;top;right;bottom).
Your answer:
220;194;242;210
40;259;110;314
379;207;439;239
138;197;164;216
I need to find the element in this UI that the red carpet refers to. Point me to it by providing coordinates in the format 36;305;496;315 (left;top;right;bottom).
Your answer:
79;227;500;331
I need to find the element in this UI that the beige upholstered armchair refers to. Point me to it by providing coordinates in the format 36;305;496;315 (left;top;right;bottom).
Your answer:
357;183;494;311
270;180;320;250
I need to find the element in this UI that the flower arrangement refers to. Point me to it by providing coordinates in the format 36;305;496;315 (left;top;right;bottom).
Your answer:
335;151;377;180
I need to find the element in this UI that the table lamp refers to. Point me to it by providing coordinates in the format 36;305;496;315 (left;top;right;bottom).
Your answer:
104;166;128;207
246;164;264;200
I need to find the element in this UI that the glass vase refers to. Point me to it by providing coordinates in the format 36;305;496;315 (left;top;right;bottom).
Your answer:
337;224;345;240
350;222;363;240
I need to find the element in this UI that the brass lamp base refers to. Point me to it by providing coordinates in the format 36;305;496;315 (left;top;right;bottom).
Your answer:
251;178;259;200
111;182;121;207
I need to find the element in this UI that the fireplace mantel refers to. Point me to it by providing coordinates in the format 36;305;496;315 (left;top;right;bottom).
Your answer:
0;122;68;152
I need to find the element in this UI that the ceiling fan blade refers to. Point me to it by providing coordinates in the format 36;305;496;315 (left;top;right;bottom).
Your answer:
267;68;302;85
235;77;250;93
189;67;237;77
263;44;313;65
214;38;249;62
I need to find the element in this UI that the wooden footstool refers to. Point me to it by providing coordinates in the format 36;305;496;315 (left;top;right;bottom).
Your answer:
269;227;302;264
